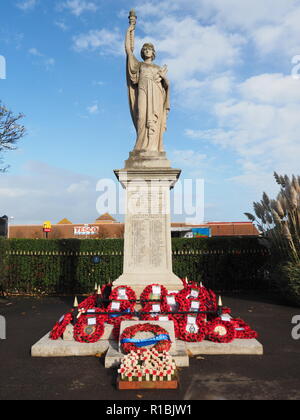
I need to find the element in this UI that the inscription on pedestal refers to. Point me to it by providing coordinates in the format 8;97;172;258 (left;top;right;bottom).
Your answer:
129;215;166;269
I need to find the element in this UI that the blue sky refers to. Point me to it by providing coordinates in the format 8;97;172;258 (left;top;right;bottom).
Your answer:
0;0;300;225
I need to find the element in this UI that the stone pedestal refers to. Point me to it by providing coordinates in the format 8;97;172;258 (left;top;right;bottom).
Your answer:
113;165;182;296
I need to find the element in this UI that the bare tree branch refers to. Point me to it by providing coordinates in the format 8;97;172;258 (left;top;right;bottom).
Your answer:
0;102;26;172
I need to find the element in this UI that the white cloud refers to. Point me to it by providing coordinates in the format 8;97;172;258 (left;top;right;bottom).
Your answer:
16;0;38;11
87;102;99;115
251;6;300;57
185;72;300;190
28;47;43;57
73;29;123;56
67;180;90;193
137;16;245;83
0;161;100;224
60;0;98;16
54;20;69;31
238;73;300;105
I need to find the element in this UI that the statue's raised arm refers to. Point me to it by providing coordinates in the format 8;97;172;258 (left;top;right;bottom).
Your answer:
125;9;170;154
125;9;137;54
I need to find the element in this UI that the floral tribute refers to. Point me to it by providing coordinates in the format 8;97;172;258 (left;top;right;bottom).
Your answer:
206;319;236;343
49;278;258;345
49;312;73;340
178;316;207;342
140;303;165;321
73;313;105;343
162;293;182;322
118;349;176;382
78;294;98;311
109;285;137;302
231;318;258;339
140;284;168;304
120;323;172;354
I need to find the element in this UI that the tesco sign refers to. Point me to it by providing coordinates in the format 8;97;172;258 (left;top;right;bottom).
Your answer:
74;226;99;236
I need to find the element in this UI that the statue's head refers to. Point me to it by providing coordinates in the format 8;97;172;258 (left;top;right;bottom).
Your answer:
141;43;156;61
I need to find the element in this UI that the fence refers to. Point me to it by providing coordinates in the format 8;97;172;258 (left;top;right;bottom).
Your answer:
0;237;271;295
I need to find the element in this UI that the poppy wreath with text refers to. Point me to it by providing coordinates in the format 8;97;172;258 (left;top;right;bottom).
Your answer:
178;317;207;342
78;307;108;323
140;284;168;306
178;298;207;322
109;285;137;303
206;319;236;343
162;293;183;322
106;299;134;325
177;284;209;308
73;314;105;343
139;302;164;321
49;312;73;340
120;323;172;354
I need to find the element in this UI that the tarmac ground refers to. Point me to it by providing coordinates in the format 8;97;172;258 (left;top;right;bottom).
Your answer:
0;293;299;401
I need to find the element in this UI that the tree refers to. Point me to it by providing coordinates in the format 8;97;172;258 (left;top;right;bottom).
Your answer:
0;102;26;172
245;173;300;305
245;172;300;263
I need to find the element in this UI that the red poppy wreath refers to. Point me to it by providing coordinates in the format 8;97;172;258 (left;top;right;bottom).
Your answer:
231;318;258;339
140;284;168;305
73;314;105;343
78;294;97;311
109;285;137;302
120;323;172;354
206;319;236;343
162;293;182;322
49;312;73;340
178;316;207;342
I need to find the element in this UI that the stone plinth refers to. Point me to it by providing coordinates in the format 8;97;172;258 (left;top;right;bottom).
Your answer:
31;332;110;357
118;320;177;354
113;166;182;296
125;150;171;169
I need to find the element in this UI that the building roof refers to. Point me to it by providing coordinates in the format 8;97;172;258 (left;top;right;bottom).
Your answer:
57;218;73;225
95;213;117;223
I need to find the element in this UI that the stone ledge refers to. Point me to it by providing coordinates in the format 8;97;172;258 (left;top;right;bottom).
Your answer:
184;339;263;356
31;332;110;357
31;335;263;359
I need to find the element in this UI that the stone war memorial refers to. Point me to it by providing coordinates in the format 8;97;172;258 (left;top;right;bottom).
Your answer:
32;9;263;390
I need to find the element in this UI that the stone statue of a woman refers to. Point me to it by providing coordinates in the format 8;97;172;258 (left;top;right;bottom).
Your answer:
125;10;170;155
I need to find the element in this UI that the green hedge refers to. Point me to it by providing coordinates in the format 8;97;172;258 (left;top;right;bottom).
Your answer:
0;237;271;295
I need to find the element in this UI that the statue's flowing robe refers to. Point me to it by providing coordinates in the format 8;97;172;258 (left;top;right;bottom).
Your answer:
126;54;170;152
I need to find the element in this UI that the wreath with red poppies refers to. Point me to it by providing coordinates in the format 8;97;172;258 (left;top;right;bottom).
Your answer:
140;284;168;305
73;314;105;343
78;294;97;311
49;312;73;340
178;317;207;342
106;299;134;327
120;323;172;354
177;284;209;306
205;289;218;312
140;302;164;321
109;285;136;302
206;319;236;343
231;318;258;339
178;298;207;323
162;293;183;322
